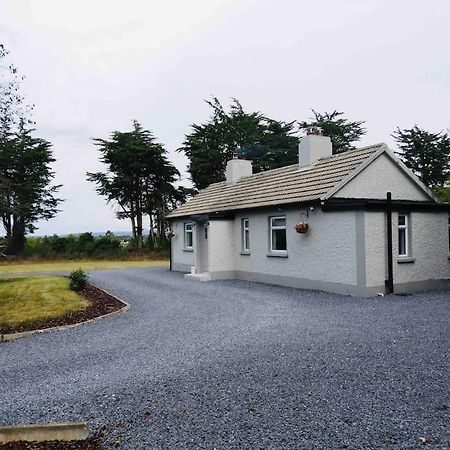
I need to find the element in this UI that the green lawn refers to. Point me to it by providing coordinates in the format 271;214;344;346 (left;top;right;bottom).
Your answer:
0;259;168;275
0;276;88;329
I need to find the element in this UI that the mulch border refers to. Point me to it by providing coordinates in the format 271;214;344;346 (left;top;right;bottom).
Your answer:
0;282;129;342
0;436;103;450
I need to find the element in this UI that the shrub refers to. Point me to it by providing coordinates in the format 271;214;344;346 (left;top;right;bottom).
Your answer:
68;269;89;291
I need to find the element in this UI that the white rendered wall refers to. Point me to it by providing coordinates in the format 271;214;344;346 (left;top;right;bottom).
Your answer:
170;219;195;272
393;211;450;284
207;220;236;274
234;208;358;286
364;211;450;289
335;153;430;201
364;212;386;287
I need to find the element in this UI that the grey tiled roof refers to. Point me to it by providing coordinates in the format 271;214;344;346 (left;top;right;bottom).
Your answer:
167;144;384;218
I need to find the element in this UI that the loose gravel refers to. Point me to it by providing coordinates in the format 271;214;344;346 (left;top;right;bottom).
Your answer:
0;267;449;449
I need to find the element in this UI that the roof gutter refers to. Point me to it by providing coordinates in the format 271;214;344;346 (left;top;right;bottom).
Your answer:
321;198;450;212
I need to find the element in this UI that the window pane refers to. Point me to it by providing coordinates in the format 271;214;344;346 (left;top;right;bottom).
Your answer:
244;229;250;250
272;217;286;227
185;223;193;248
242;219;249;251
398;229;406;256
398;215;406;226
272;229;287;251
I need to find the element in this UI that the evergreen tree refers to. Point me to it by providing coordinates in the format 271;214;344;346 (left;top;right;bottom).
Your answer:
179;98;298;190
87;121;181;248
393;126;450;189
0;46;61;254
298;110;366;154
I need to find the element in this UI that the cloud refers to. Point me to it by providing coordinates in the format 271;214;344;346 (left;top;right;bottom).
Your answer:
1;0;449;234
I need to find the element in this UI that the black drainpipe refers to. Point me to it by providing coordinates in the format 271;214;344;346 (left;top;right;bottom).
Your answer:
169;221;172;272
385;192;394;294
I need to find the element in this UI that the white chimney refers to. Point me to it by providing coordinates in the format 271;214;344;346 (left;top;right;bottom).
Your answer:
299;133;332;169
225;157;252;185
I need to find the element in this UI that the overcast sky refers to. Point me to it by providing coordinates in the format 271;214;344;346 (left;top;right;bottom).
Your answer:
1;0;449;235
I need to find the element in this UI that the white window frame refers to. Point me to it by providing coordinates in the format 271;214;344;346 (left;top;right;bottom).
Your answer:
269;216;287;254
398;213;410;257
242;218;250;252
184;222;193;250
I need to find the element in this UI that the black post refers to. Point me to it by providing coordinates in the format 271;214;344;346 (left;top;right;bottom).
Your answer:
385;192;394;294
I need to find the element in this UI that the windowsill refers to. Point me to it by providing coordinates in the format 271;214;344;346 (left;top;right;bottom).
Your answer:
240;251;251;256
183;248;193;252
397;257;415;264
267;252;288;258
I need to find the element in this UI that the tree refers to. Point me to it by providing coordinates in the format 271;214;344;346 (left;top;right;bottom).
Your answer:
392;126;450;190
298;110;366;154
435;183;450;202
87;121;181;249
0;46;61;254
0;127;62;253
179;98;298;189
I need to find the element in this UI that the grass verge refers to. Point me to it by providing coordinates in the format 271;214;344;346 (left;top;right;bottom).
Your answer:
0;259;168;275
0;276;88;329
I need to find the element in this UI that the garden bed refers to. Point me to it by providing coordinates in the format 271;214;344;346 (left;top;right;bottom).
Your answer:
0;436;102;449
0;283;126;336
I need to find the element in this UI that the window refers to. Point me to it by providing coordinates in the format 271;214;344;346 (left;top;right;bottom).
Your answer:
398;214;410;257
242;218;250;252
270;216;287;253
184;223;193;249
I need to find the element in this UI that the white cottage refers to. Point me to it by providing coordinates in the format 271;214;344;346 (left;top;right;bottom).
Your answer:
167;134;450;296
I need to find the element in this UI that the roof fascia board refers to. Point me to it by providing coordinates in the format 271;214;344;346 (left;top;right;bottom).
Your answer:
167;199;322;220
322;197;450;212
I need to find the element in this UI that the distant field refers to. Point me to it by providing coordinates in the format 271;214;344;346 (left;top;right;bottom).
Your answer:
0;259;169;275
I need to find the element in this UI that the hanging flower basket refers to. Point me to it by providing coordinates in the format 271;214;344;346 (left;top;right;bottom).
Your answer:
166;230;176;239
295;223;309;234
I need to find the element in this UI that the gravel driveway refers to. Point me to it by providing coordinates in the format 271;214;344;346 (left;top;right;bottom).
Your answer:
1;267;449;449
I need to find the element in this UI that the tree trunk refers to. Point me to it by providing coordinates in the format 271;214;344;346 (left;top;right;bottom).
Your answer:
1;213;12;239
130;215;137;242
136;211;143;249
148;215;155;250
6;216;25;254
